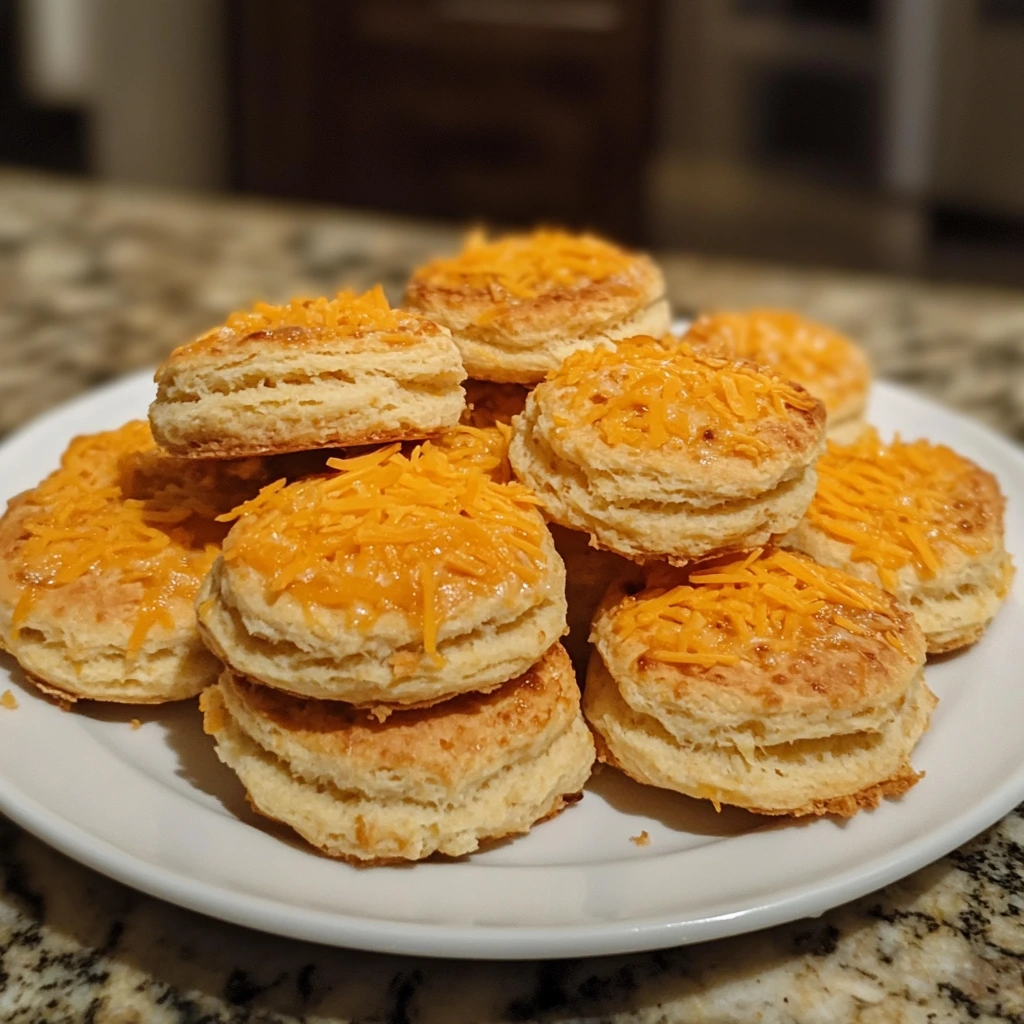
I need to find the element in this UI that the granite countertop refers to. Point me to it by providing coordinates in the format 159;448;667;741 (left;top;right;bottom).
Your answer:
0;169;1023;1023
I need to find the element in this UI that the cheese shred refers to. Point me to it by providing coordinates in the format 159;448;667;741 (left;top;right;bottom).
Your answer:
222;444;548;657
169;285;431;360
10;421;268;652
553;336;819;461
614;548;906;669
806;428;991;583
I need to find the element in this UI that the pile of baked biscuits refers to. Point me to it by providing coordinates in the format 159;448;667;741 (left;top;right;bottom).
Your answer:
0;228;1014;863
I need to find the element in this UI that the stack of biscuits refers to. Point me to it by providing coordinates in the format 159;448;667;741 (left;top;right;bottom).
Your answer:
0;224;1014;860
153;280;597;863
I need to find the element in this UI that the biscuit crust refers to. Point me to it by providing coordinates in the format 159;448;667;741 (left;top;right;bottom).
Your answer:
509;339;827;564
198;446;568;705
785;431;1014;654
405;230;670;383
685;309;871;440
583;549;933;817
149;289;467;459
584;656;935;818
0;422;269;703
592;568;926;751
202;644;595;862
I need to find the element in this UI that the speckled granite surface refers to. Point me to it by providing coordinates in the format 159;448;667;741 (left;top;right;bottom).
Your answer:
0;170;1023;1022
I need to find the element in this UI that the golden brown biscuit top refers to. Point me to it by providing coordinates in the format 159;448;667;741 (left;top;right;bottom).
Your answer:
408;229;639;307
163;285;442;363
606;548;917;672
206;645;578;781
806;428;1009;588
461;380;530;427
684;310;870;419
220;444;550;657
3;421;268;650
548;336;822;463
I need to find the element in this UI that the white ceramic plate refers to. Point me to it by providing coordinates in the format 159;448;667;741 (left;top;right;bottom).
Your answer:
0;370;1022;960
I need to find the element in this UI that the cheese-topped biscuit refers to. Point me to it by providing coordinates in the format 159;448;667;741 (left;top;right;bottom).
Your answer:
685;309;871;443
785;428;1014;653
584;548;935;817
197;443;567;707
200;644;594;863
509;336;827;565
0;421;269;703
405;229;670;384
150;286;466;459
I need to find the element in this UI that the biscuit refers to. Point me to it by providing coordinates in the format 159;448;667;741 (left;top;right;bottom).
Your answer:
584;548;935;817
785;429;1015;654
198;443;567;707
685;310;871;443
150;286;466;459
461;379;530;428
405;229;670;384
547;523;639;681
509;336;827;565
200;644;595;862
0;421;270;703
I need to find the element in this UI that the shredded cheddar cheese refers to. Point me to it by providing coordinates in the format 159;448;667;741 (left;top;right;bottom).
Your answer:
684;310;868;416
806;428;992;588
220;444;548;658
169;285;428;360
552;336;819;460
412;229;636;311
613;548;906;669
428;424;512;483
10;422;267;652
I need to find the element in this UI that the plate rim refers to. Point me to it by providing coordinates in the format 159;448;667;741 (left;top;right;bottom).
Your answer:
0;368;1022;960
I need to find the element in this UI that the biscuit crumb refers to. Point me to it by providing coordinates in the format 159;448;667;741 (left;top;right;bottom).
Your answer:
630;830;650;847
1;690;17;710
130;718;141;730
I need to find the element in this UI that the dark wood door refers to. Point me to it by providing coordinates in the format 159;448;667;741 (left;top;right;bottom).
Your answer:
229;0;660;242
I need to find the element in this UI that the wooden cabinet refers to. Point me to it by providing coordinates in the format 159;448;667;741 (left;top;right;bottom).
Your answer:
228;0;660;241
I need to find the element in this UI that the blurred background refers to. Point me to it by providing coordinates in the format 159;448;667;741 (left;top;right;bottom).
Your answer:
3;0;1024;284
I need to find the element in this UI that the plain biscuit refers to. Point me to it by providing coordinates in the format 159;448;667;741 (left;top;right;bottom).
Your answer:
509;336;827;565
150;286;466;459
201;644;595;862
405;229;670;384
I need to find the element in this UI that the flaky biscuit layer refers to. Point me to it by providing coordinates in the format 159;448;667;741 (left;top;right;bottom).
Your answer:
202;646;595;862
584;656;935;818
151;331;466;458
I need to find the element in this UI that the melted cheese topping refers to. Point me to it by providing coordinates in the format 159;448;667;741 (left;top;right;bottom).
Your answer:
806;428;994;588
428;424;512;483
551;336;820;460
412;229;637;311
613;548;907;669
168;285;429;360
10;421;267;652
684;310;869;417
220;444;548;658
